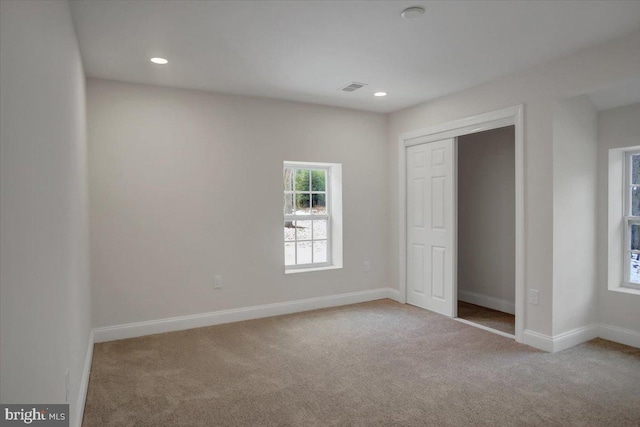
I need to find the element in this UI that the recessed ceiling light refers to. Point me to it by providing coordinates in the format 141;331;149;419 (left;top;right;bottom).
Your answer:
150;57;168;65
401;6;425;19
374;92;387;97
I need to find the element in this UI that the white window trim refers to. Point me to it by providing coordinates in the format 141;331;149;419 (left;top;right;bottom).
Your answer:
608;146;640;295
283;161;343;274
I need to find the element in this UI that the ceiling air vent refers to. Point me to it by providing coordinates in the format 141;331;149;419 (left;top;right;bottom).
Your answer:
341;82;367;92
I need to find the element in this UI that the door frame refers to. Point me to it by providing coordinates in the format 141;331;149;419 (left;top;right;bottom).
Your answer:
398;105;525;343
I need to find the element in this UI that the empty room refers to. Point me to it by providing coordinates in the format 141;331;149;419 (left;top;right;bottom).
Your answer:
1;1;640;426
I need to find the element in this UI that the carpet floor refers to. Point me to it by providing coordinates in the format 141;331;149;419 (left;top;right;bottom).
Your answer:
457;301;515;335
83;299;640;426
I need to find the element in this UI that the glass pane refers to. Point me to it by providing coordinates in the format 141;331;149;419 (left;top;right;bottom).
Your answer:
312;169;326;192
295;169;310;191
633;187;640;216
313;220;327;240
296;220;311;240
283;168;294;191
295;193;310;214
631;224;640;251
297;241;312;264
284;222;295;241
284;193;294;215
630;252;640;284
313;240;327;263
633;155;640;185
312;194;326;215
284;242;295;266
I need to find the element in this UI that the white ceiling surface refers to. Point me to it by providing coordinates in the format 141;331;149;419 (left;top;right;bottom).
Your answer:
70;1;640;113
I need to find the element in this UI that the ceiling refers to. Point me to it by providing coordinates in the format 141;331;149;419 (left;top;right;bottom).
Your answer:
70;0;640;113
587;77;640;111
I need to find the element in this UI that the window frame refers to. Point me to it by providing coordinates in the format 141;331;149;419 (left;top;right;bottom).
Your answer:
284;163;332;270
623;150;640;291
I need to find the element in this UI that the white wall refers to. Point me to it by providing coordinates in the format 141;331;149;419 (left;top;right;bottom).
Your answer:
388;31;640;337
87;78;389;328
552;95;598;336
457;127;515;311
0;1;91;424
597;103;640;332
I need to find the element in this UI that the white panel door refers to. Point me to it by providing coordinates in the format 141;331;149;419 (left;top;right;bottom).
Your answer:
406;138;455;317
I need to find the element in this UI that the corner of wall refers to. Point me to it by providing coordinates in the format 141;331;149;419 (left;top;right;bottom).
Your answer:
74;330;94;427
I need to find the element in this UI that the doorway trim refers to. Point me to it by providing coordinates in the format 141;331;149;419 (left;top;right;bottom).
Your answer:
398;105;525;343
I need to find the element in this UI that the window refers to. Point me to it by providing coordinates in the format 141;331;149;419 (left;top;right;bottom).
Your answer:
284;164;331;269
624;151;640;290
607;146;640;295
282;161;343;273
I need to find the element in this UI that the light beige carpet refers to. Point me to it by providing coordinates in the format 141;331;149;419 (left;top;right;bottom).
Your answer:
83;300;640;426
457;301;516;335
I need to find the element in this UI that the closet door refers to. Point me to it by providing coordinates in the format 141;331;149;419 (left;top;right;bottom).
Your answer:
406;138;456;317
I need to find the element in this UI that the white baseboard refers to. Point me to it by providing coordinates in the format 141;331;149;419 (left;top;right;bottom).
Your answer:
458;289;515;315
385;287;401;302
551;324;600;353
75;329;94;427
522;329;554;352
91;287;637;352
523;323;629;353
94;288;398;343
599;324;640;349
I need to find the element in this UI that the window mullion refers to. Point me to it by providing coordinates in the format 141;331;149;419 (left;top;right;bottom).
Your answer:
295;169;299;265
294;218;298;265
326;168;331;215
309;169;313;263
311;226;315;264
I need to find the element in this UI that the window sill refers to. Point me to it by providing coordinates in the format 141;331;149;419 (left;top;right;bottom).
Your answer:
285;265;343;275
609;285;640;296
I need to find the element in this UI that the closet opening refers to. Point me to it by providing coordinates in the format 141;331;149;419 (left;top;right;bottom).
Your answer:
456;126;516;337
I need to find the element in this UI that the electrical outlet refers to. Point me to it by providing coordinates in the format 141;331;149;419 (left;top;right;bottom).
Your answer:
65;369;70;403
528;289;539;305
214;275;223;289
363;261;370;272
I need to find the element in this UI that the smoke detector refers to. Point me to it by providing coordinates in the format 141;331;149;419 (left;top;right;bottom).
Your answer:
401;6;425;19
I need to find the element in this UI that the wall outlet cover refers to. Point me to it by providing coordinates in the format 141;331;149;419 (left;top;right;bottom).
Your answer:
214;276;223;289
